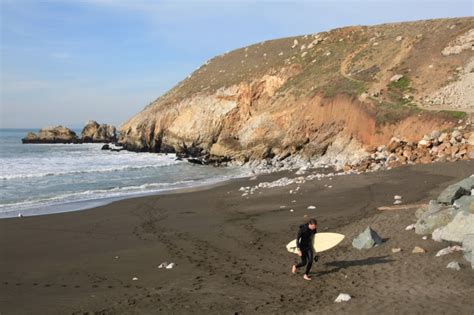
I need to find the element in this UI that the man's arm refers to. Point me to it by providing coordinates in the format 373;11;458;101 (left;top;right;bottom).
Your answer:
296;226;303;249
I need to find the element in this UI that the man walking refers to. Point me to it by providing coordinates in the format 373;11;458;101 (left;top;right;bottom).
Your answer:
292;218;317;280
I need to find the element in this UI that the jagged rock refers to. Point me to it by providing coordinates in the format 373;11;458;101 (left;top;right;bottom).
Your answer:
437;177;474;204
352;226;383;249
438;212;474;242
415;205;456;235
81;120;117;143
453;195;474;213
22;126;78;144
446;261;461;271
462;234;474;269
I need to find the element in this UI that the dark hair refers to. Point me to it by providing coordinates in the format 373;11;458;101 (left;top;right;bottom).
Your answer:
308;218;318;225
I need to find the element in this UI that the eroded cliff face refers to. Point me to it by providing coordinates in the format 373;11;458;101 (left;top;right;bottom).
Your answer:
120;17;473;166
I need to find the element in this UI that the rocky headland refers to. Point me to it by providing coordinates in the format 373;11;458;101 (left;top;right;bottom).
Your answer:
118;17;473;172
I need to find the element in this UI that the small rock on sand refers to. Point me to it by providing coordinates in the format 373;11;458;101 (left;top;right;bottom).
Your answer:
352;226;383;250
394;195;402;200
392;248;402;253
435;245;463;257
166;263;175;269
412;246;426;254
307;205;316;210
405;224;416;231
335;293;351;303
446;261;461;271
422;236;428;240
132;277;138;281
394;200;402;205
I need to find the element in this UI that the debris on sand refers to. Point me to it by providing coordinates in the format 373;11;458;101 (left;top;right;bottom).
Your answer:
334;293;352;303
412;246;426;254
435;245;463;257
158;262;168;269
446;261;461;271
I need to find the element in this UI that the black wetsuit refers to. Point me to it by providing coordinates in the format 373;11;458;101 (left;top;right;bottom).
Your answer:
295;224;317;275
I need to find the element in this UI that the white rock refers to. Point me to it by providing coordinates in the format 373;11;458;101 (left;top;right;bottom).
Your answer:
335;293;352;303
290;209;294;212
394;195;402;200
435;245;463;257
394;200;402;205
446;261;461;271
158;262;168;269
307;205;316;210
405;224;416;231
390;74;403;82
166;262;175;269
422;236;428;240
432;228;443;242
132;277;138;281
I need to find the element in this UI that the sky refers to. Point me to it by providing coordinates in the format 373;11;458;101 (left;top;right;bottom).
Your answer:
1;0;472;128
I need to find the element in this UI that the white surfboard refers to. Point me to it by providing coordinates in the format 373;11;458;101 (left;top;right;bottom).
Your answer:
286;232;345;254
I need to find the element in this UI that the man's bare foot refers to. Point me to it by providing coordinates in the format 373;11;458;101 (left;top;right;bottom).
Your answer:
292;265;297;274
303;274;311;281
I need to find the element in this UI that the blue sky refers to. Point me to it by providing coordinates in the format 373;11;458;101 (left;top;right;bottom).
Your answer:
1;0;472;128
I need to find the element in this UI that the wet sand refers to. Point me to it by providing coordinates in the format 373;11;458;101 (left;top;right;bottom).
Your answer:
1;161;474;314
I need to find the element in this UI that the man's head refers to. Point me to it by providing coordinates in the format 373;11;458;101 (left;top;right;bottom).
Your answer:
308;218;317;230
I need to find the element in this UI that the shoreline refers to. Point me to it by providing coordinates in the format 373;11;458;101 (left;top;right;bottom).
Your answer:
1;160;474;314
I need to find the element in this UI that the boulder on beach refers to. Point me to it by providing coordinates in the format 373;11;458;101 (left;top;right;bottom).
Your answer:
22;126;78;144
437;212;474;243
352;226;383;250
437;177;474;204
81;120;117;143
462;234;474;269
453;195;474;213
415;205;456;235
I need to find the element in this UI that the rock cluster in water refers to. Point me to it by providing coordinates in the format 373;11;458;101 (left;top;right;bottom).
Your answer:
22;120;117;144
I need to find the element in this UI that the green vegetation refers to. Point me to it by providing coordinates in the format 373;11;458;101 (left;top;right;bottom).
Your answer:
388;76;411;92
323;77;366;98
373;99;422;126
439;110;467;119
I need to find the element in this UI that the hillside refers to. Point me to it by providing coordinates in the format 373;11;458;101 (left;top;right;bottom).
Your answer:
119;17;473;167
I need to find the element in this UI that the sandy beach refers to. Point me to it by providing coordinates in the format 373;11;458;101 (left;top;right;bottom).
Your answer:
1;161;474;314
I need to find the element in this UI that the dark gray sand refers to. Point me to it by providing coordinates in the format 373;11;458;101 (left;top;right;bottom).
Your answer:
1;161;474;314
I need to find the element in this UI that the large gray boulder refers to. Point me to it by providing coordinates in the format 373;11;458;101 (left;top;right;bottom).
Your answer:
352;227;383;250
438;176;474;204
462;234;474;269
415;200;442;220
439;212;474;243
81;120;117;143
453;195;474;214
415;206;457;235
22;126;78;144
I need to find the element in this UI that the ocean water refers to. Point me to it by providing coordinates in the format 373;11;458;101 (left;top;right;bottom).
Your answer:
0;129;247;218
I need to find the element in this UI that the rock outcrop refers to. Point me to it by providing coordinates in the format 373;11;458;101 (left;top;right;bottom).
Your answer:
22;121;117;145
119;17;474;166
81;120;117;143
22;126;79;144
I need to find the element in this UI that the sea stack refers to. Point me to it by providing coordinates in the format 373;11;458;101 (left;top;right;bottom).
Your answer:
21;126;79;144
81;120;117;143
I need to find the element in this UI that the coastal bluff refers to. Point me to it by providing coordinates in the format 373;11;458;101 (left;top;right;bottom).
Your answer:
22;121;117;144
119;17;474;169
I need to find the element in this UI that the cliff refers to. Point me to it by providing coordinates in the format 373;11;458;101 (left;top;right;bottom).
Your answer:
119;17;474;167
